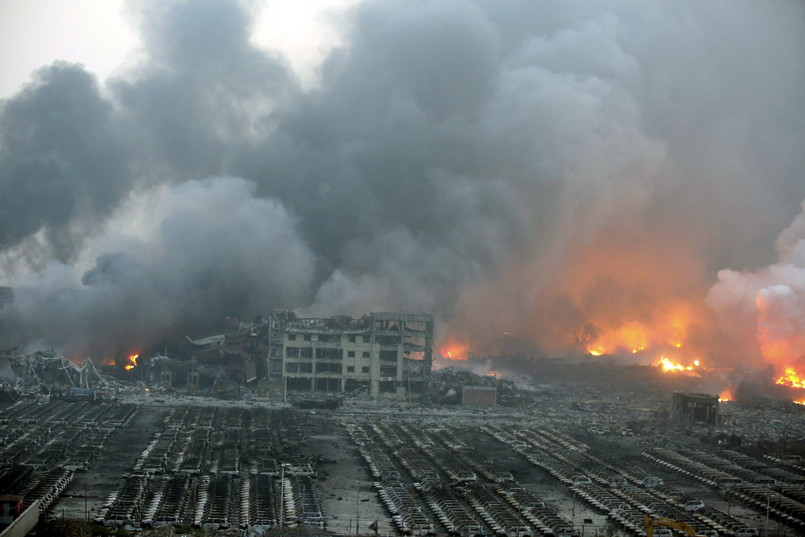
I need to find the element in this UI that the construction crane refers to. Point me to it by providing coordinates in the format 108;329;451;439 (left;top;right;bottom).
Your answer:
644;514;702;537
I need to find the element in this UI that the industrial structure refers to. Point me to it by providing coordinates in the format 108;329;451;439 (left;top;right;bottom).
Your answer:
5;350;115;393
265;311;434;398
672;392;720;426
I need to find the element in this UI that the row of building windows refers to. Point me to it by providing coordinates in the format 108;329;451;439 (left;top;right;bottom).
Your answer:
287;333;370;343
285;347;375;360
285;333;406;345
285;363;375;374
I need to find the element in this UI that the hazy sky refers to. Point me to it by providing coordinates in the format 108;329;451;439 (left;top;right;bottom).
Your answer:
1;0;805;387
0;0;356;98
0;0;138;98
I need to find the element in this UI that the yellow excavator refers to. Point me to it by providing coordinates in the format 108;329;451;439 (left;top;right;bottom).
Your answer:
644;514;702;537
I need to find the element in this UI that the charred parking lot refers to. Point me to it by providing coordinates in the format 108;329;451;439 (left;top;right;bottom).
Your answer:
1;361;805;537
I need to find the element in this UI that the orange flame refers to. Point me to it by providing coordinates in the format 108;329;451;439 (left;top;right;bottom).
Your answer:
718;388;733;402
775;368;805;389
658;355;701;374
755;290;805;398
124;354;139;371
586;320;650;356
582;306;698;358
440;337;468;360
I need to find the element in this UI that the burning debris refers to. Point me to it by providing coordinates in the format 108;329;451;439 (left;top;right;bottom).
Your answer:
124;354;139;371
658;356;701;373
776;368;805;389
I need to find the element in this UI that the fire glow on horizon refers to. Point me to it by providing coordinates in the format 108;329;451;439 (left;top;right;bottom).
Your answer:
443;300;805;405
584;314;688;358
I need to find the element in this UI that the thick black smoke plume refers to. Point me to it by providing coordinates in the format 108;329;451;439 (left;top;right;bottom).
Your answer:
1;0;804;366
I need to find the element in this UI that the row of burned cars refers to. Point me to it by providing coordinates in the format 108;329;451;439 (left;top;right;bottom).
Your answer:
347;420;579;537
487;421;805;537
346;413;805;537
95;405;324;533
643;446;805;534
0;397;137;515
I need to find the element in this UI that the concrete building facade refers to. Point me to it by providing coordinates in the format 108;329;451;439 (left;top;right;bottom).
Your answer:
266;311;434;398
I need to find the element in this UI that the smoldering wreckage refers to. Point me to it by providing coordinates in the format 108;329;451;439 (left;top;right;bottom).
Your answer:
0;313;804;537
1;0;805;534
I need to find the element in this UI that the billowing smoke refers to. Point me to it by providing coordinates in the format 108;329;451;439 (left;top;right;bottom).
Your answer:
1;0;804;375
709;201;805;384
2;177;314;358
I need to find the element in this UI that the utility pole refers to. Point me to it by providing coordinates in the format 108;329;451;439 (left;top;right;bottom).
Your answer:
571;490;577;532
355;482;360;535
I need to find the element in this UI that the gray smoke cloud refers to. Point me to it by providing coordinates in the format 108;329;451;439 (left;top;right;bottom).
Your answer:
0;64;134;264
1;0;804;366
2;177;314;358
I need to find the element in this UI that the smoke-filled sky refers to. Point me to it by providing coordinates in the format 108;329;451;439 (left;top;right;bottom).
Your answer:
1;0;805;381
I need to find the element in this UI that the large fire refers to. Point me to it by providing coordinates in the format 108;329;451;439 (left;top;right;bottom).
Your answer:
124;354;139;371
584;314;691;358
586;320;650;356
775;368;805;389
754;288;805;394
579;306;705;375
433;204;805;405
445;222;805;404
440;337;469;360
658;355;701;374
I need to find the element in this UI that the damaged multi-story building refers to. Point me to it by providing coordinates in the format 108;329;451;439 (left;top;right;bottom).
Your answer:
265;311;434;398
